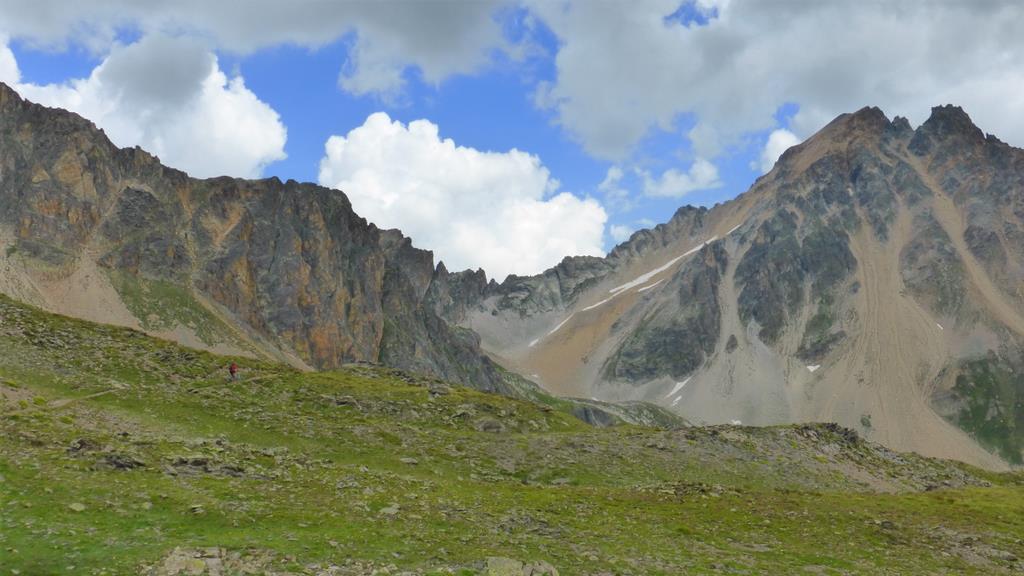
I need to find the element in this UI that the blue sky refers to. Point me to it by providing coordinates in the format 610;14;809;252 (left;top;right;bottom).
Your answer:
213;10;771;232
1;1;1021;280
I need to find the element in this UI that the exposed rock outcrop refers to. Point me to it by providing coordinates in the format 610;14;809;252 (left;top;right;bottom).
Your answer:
0;82;500;388
446;103;1024;469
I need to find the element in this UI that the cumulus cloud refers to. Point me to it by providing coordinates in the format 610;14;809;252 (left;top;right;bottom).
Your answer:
0;1;511;99
318;112;607;281
0;39;18;84
640;159;721;198
598;165;638;212
6;1;1024;166
10;35;286;178
609;224;634;243
527;0;1024;158
757;128;801;174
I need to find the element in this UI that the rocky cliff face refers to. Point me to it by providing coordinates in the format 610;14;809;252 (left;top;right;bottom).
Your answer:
446;105;1024;469
4;78;1022;468
0;82;501;390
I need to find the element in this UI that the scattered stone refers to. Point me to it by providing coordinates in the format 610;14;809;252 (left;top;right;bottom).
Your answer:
484;557;524;576
67;438;100;453
428;383;451;397
399;457;419;465
101;453;146;470
150;547;280;576
476;418;505;433
68;502;86;512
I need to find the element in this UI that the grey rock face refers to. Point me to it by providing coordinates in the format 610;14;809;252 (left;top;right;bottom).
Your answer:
429;101;1024;468
604;242;728;382
0;82;499;388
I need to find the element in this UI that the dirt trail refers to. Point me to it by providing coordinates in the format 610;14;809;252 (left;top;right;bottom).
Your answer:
49;388;121;409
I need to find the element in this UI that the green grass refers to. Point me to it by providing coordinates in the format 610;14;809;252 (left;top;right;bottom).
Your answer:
1;294;1023;575
106;270;252;350
953;357;1024;464
797;294;845;361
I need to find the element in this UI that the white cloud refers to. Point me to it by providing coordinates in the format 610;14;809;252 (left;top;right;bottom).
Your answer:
6;1;1024;168
598;165;636;212
610;224;634;243
10;35;286;178
318;112;607;281
599;166;624;190
527;0;1024;158
0;38;18;84
0;1;511;100
757;128;801;174
640;159;721;198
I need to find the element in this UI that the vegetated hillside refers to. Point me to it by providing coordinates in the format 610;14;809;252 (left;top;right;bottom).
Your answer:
0;81;502;390
2;296;1024;575
450;106;1024;470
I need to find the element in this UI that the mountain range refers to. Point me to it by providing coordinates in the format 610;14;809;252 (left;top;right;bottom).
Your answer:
1;81;1022;469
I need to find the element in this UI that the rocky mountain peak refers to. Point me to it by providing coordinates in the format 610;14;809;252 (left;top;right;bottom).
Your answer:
917;104;985;142
909;104;987;157
845;105;891;129
768;107;896;179
0;85;504;389
453;101;1024;469
815;105;893;142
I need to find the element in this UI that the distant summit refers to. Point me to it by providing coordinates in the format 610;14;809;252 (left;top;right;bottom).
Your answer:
438;101;1024;469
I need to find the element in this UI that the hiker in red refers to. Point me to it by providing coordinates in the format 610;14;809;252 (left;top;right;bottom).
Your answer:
229;362;239;381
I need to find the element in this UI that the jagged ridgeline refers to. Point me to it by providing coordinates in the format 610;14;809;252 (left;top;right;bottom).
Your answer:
0;82;505;390
3;78;1024;469
442;106;1024;470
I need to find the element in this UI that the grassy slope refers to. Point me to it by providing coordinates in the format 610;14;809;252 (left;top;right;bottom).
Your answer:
952;357;1024;465
1;295;1023;575
105;270;255;352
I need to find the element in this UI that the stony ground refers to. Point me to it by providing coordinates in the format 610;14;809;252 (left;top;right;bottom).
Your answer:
1;295;1023;575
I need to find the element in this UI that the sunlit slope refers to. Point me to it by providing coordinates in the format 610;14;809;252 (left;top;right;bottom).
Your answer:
1;296;1023;574
458;106;1024;470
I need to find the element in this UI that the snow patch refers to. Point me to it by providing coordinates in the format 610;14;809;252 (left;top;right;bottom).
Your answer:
581;277;664;313
730;419;742;426
637;279;664;293
806;364;821;373
936;323;944;331
531;312;577;345
671;395;683;407
548;314;575;335
582;296;615;312
664;377;691;398
608;237;717;295
534;236;723;345
725;223;741;236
